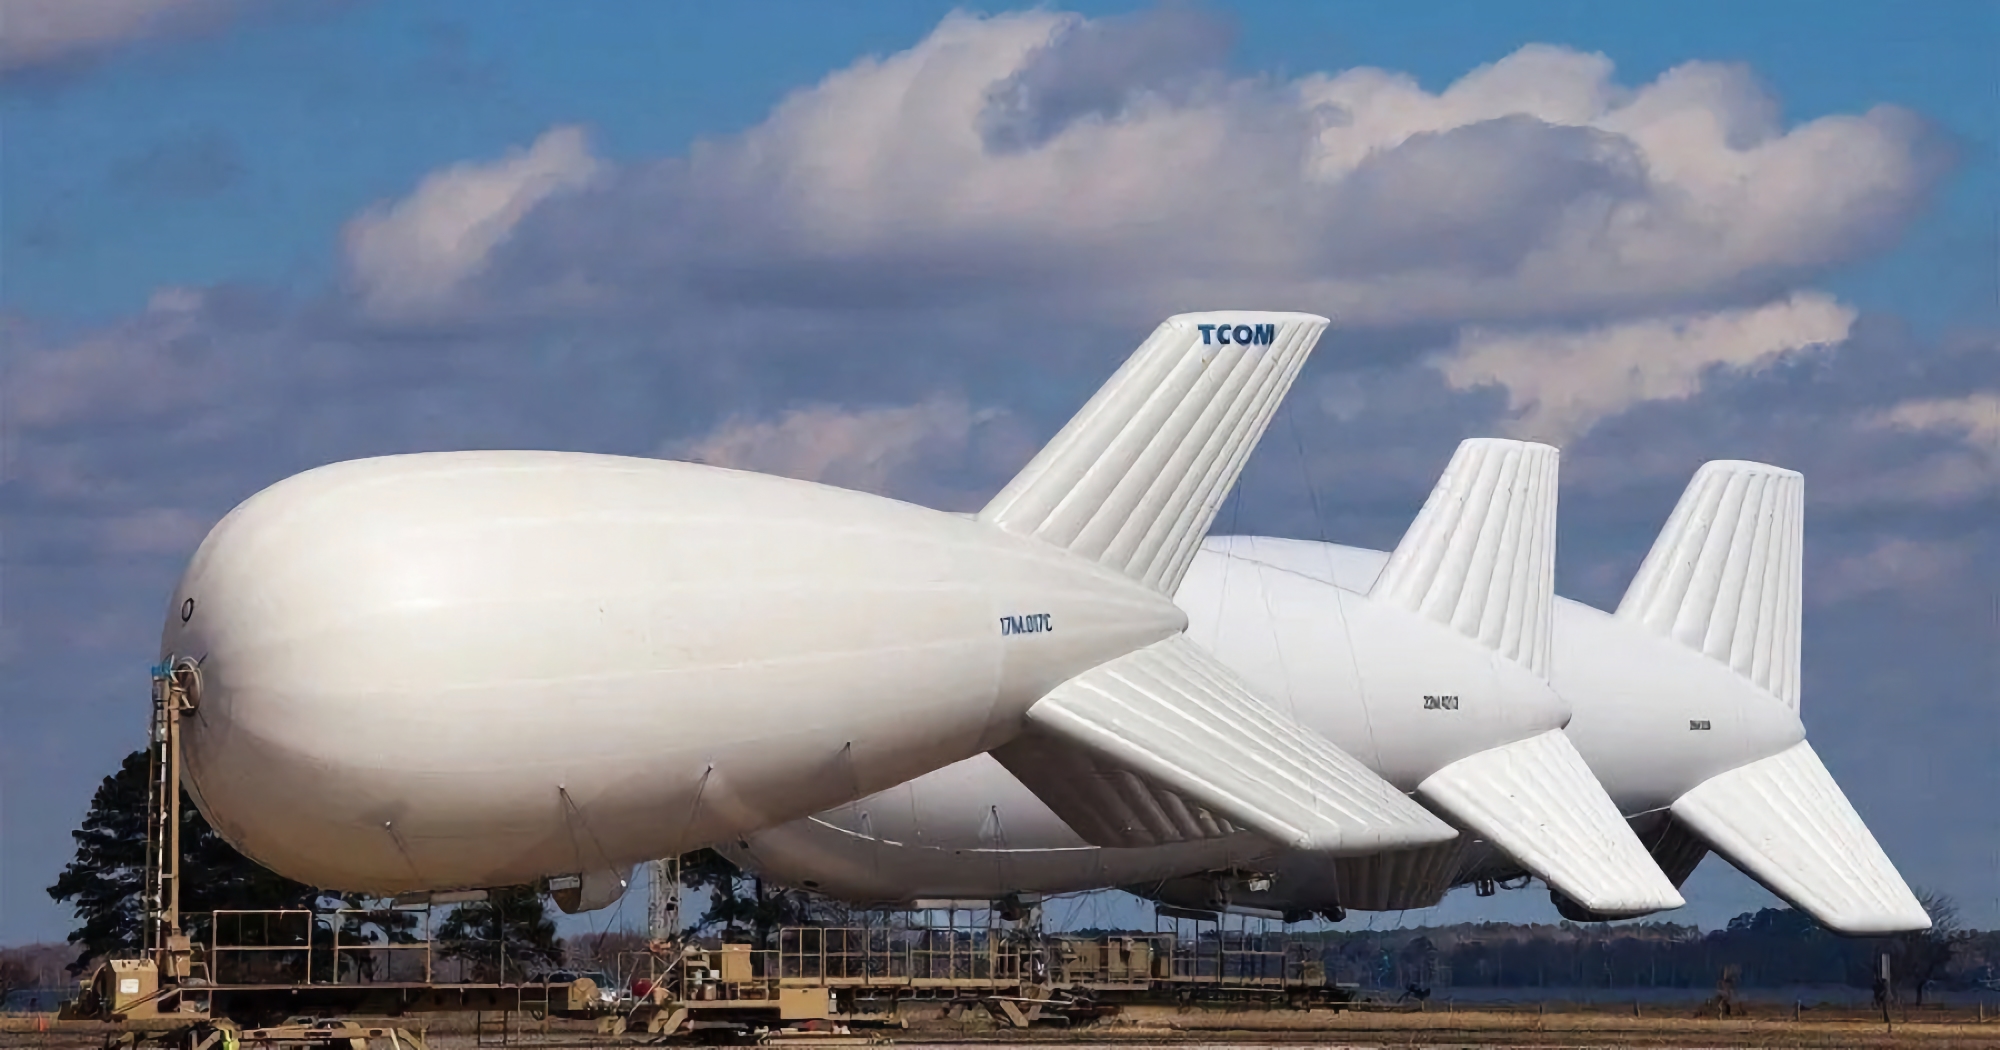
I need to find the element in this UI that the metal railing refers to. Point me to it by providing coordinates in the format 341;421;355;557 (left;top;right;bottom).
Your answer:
194;908;1319;1000
773;925;1029;988
330;908;434;984
1049;930;1314;988
210;909;315;985
205;909;558;987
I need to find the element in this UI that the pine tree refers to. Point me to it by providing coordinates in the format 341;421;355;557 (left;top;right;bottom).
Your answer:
47;749;322;974
676;847;834;946
328;904;426;982
678;848;756;936
436;887;563;982
46;752;150;971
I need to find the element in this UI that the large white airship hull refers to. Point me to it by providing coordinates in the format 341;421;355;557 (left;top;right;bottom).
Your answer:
165;450;1185;894
161;311;1442;901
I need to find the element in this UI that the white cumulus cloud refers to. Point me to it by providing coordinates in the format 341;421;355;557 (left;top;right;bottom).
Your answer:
0;0;240;73
1435;292;1858;443
1814;536;1976;606
665;395;1006;498
1853;390;2000;502
1868;391;2000;450
4;287;217;430
342;125;604;321
403;10;1943;335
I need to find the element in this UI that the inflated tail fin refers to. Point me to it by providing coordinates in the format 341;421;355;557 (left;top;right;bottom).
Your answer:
994;633;1457;854
1672;740;1930;934
1368;440;1678;913
1417;729;1685;917
1369;439;1559;676
994;736;1241;848
981;312;1329;595
1617;460;1804;709
1329;839;1481;912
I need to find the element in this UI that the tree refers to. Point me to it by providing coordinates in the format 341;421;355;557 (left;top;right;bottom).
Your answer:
1892;890;1968;1006
564;929;650;978
45;752;150;972
0;957;31;1008
676;848;836;946
47;749;322;974
1725;907;1826;939
326;902;426;982
437;886;563;982
678;848;760;936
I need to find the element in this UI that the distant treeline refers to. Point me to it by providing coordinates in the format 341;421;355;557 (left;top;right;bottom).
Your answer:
0;942;79;1005
1284;908;1998;996
13;905;1999;1009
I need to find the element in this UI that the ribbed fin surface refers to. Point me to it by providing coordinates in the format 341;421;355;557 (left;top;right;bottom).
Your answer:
980;312;1329;595
1672;740;1930;935
1417;729;1685;916
989;733;1240;848
1616;460;1805;710
996;633;1457;854
1331;839;1480;912
1368;439;1559;676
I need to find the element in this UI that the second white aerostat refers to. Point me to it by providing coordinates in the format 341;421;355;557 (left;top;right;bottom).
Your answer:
728;439;1687;919
725;457;1931;935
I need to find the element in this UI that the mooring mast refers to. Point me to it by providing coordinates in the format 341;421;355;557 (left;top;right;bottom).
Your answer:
143;657;202;982
646;857;681;944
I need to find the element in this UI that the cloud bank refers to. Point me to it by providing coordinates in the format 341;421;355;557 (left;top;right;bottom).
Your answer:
343;126;604;322
666;395;1009;501
1438;293;1859;443
340;11;1942;344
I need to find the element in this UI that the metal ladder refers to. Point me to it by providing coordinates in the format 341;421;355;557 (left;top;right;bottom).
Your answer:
474;1009;511;1047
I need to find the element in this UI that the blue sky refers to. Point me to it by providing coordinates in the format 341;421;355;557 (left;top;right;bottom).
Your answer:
3;1;1994;946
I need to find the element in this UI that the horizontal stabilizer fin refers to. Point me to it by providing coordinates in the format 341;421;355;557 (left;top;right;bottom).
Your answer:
992;734;1239;849
980;312;1329;595
997;633;1457;854
1617;460;1804;709
1417;729;1685;917
1369;439;1559;676
1330;839;1480;912
1671;740;1930;935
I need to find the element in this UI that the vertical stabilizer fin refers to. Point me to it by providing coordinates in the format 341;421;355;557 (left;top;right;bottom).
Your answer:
1416;729;1686;917
995;633;1458;854
1671;740;1930;934
1368;439;1559;676
1616;460;1804;709
981;312;1329;595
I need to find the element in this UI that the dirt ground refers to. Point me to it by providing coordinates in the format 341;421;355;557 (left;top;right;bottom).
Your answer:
5;1005;1999;1049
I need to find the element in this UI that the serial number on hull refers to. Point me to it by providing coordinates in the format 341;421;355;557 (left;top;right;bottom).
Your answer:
1000;613;1054;636
1423;694;1460;710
